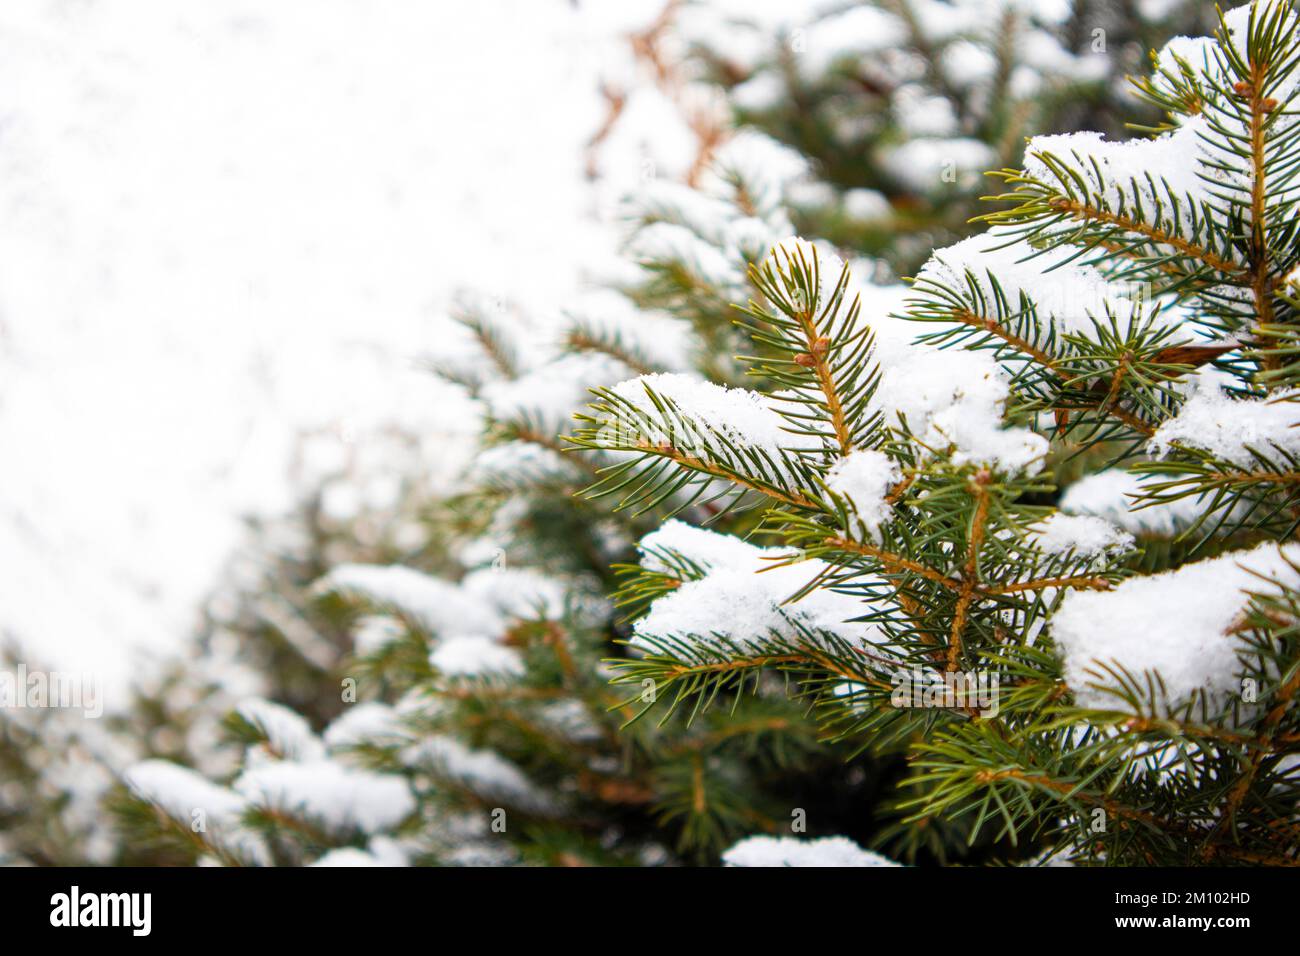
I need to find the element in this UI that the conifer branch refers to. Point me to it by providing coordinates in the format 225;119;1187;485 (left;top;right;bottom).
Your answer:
1044;196;1248;278
948;475;991;671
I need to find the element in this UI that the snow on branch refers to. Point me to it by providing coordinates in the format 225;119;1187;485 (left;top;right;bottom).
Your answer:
318;563;578;680
912;235;1179;341
607;373;795;457
577;372;821;512
323;703;406;752
629;524;889;662
1059;469;1208;538
872;347;1048;473
403;736;557;815
1053;540;1300;710
562;289;696;374
1030;513;1134;561
1021;121;1232;255
234;760;415;835
124;760;268;865
637;518;771;577
1149;371;1300;467
824;450;899;541
318;564;502;640
235;698;326;762
483;352;630;437
722;835;900;867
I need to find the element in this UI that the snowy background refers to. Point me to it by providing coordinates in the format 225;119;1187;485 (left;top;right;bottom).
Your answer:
0;0;667;693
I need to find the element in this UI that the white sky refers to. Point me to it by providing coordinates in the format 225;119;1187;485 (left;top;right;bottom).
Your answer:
0;0;658;694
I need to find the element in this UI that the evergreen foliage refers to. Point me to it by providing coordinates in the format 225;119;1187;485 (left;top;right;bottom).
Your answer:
579;2;1300;865
10;1;1280;870
681;0;1218;272
109;194;885;866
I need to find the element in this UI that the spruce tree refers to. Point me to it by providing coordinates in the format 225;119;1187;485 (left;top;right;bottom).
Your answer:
577;0;1300;866
11;0;1248;869
111;159;883;866
678;0;1217;273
